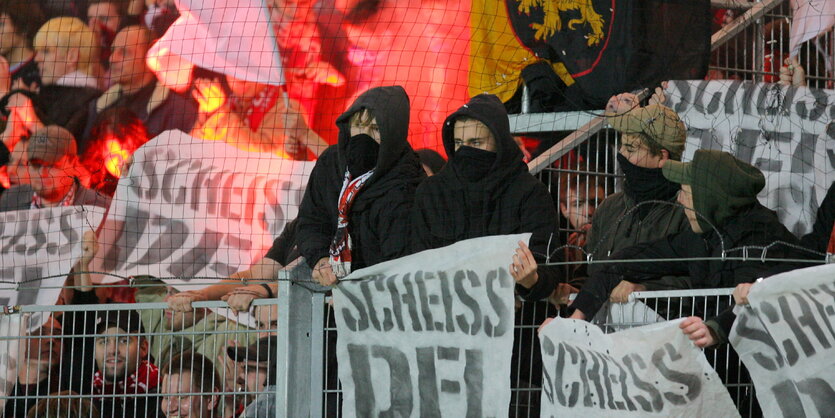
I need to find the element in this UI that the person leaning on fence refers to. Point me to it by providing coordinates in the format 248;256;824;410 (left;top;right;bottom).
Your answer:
90;308;163;417
581;94;692;301
226;336;278;418
566;149;808;322
159;351;222;418
410;93;562;300
0;125;111;211
297;85;424;286
134;278;259;376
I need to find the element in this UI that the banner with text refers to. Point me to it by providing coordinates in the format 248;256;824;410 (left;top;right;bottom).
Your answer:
665;80;835;236
729;264;835;418
539;318;738;417
0;206;105;329
333;234;523;417
91;130;314;285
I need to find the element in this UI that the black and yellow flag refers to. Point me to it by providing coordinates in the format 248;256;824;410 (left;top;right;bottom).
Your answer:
471;0;711;110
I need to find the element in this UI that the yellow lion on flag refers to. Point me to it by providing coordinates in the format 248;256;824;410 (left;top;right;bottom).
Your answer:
516;0;605;47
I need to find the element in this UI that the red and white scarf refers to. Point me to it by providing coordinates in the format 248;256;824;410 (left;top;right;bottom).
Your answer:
92;360;159;398
329;169;375;277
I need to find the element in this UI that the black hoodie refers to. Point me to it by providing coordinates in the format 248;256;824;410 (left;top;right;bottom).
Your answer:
296;86;424;270
411;94;561;300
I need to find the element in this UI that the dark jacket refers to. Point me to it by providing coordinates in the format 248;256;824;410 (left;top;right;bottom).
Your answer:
584;191;691;289
82;80;199;141
0;182;112;212
572;150;807;318
800;181;835;255
573;202;806;318
265;218;300;265
410;94;561;300
38;85;101;145
296;86;424;270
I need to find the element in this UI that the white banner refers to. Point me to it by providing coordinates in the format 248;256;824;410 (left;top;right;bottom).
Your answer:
729;264;835;418
664;80;835;236
92;130;313;286
0;206;105;329
333;234;523;417
539;318;738;417
0;205;104;404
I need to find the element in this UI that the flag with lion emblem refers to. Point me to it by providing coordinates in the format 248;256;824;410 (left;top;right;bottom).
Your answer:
470;0;711;110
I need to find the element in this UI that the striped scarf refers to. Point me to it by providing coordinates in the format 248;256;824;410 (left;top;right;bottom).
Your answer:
329;168;374;278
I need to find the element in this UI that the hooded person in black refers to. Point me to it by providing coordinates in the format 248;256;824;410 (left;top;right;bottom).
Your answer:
567;150;808;321
411;93;561;300
411;94;561;416
296;85;424;285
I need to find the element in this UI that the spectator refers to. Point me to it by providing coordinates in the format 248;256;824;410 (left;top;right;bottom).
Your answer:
0;126;110;211
569;150;807;321
555;166;608;293
409;93;560;417
92;308;162;417
227;336;277;418
0;0;46;88
297;85;424;286
144;0;178;39
135;279;258;371
411;94;562;301
416;147;446;176
32;17;103;140
25;390;100;418
3;316;63;418
584;95;692;300
159;351;220;418
86;0;124;65
84;25;198;142
82;106;149;196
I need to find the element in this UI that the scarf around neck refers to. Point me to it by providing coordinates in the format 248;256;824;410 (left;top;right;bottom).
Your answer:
329;168;375;278
92;360;159;398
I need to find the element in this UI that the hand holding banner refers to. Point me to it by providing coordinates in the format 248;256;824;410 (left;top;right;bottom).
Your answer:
729;264;835;418
539;317;738;417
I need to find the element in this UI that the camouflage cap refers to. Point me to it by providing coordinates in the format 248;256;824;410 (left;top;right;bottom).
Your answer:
607;104;686;159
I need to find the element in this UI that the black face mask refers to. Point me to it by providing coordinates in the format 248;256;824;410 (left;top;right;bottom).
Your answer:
452;146;496;182
617;153;680;208
346;134;379;178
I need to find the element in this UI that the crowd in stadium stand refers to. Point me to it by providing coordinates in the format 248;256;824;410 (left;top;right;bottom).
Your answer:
0;0;833;417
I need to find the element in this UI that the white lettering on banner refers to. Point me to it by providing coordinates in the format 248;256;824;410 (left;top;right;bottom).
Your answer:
664;80;835;236
0;206;105;330
0;206;104;402
729;264;835;418
90;130;313;285
539;318;738;417
333;234;523;418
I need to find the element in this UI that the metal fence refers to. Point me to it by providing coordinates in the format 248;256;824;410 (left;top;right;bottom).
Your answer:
0;298;281;418
245;255;757;418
